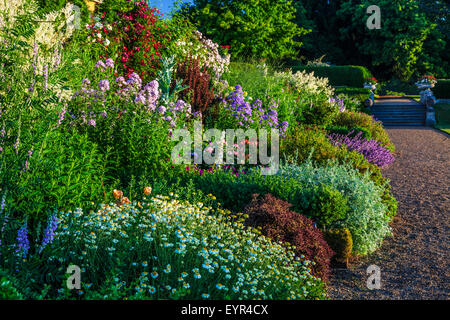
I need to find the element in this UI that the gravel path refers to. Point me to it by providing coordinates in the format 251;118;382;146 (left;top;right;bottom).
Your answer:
328;127;450;300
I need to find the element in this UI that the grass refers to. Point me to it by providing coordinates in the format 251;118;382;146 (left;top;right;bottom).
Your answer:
434;103;450;134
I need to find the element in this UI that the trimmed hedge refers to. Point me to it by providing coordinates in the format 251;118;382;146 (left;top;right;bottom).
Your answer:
289;65;373;88
434;79;450;99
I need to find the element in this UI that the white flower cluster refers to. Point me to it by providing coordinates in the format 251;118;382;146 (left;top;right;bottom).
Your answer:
176;30;230;81
34;2;77;50
274;69;335;98
1;1;77;74
0;0;38;31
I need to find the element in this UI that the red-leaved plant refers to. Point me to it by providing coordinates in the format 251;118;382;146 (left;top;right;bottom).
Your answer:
176;54;215;115
244;193;334;281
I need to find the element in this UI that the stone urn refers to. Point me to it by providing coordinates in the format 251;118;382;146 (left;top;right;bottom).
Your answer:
364;83;377;105
416;82;436;106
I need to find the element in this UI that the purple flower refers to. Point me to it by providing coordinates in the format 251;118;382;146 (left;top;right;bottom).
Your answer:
98;79;110;92
42;65;48;91
105;58;114;68
57;108;67;126
15;222;30;258
40;214;59;253
96;60;106;70
87;119;96;127
328;131;394;167
158;106;166;115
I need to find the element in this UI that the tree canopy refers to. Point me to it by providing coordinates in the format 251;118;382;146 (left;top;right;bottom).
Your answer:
180;0;309;61
293;0;449;80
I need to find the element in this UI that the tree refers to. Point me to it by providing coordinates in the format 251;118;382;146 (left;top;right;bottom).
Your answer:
180;0;309;61
337;0;436;80
294;0;447;80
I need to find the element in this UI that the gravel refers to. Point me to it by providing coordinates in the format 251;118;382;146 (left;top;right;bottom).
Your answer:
328;127;450;300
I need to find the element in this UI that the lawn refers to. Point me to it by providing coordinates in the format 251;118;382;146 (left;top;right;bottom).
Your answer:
434;103;450;134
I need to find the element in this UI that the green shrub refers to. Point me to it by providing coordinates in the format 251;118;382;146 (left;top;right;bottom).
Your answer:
302;98;339;127
323;228;353;264
0;276;24;300
290;65;373;87
332;112;394;151
434;79;450;99
326;125;372;140
279;162;392;255
309;184;349;227
281;126;397;219
191;160;392;255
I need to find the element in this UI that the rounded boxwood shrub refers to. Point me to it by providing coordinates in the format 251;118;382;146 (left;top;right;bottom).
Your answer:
309;184;349;227
323;228;353;265
244;193;334;282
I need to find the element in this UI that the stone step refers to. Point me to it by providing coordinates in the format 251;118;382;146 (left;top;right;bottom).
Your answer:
381;123;425;126
372;107;426;110
372;113;426;117
372;111;426;115
374;118;426;122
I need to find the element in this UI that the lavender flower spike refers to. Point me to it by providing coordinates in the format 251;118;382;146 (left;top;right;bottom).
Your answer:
15;222;30;258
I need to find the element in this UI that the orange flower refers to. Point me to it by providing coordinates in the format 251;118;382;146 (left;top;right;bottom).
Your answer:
121;197;131;204
113;189;123;200
144;186;152;195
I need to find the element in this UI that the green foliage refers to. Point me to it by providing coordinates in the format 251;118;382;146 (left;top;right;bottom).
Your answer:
332;112;394;151
434;103;450;134
334;87;372;112
309;184;349;227
323;228;353;264
377;79;418;96
293;0;447;80
281;126;397;219
182;0;309;61
2;129;106;221
279;162;392;255
327;125;372;140
0;196;327;299
0;268;24;300
302;98;339;127
337;0;436;80
434;79;450;99
190;160;392;255
290;65;373;88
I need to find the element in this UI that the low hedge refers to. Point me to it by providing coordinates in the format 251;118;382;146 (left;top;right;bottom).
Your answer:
289;65;373;88
434;79;450;99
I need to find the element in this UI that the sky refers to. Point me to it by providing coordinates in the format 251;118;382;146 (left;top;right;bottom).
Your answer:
147;0;192;17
